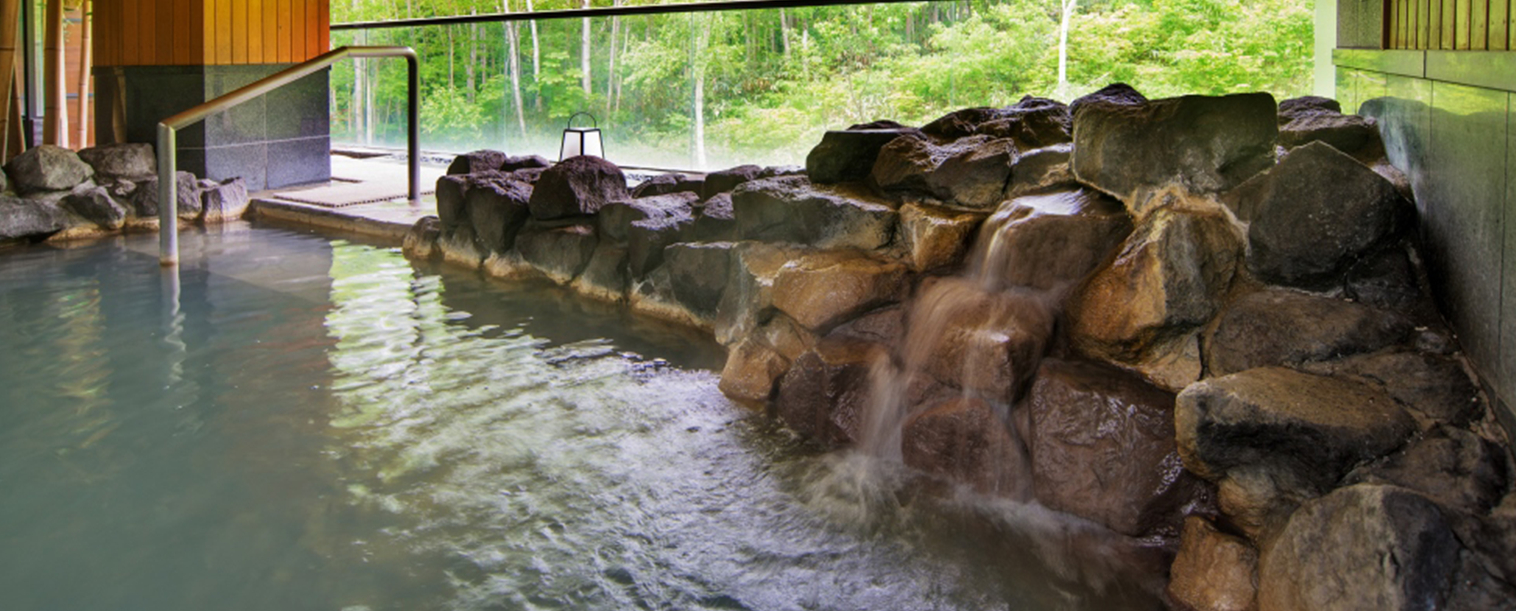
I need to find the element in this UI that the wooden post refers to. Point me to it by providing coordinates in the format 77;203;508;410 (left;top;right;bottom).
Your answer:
0;0;20;159
75;0;91;147
43;0;66;146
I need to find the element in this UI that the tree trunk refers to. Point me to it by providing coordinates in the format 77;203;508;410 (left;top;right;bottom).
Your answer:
447;25;455;91
691;15;707;168
580;0;591;101
504;0;526;140
42;0;65;147
74;0;90;147
607;0;619;118
1057;0;1076;99
466;15;477;104
779;8;790;60
527;0;540;111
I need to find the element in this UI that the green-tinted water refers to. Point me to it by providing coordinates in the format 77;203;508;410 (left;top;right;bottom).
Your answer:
0;224;1163;611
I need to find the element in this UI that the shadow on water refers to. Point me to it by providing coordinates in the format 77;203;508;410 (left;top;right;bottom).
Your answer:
0;224;1164;611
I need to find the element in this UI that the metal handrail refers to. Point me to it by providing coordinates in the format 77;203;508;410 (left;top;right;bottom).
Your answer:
332;0;939;29
156;45;420;266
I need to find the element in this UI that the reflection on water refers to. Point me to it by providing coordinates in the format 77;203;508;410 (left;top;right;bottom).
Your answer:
0;225;1162;611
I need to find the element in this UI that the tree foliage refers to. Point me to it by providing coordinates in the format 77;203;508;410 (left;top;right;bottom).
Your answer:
331;0;1313;168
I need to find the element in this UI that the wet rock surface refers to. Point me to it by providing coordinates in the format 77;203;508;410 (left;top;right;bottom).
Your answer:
1231;142;1412;287
1167;516;1258;611
77;143;155;182
1206;288;1413;376
1073;92;1277;218
527;155;630;220
5;145;94;195
1028;359;1209;537
401;93;1516;611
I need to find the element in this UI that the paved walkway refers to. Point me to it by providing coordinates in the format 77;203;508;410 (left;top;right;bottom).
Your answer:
249;154;445;241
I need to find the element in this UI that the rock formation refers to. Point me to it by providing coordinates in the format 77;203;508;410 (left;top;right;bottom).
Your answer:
413;86;1516;610
0;142;250;244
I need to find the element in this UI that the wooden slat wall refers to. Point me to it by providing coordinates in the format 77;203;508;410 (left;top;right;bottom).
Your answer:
1390;0;1515;49
95;0;328;66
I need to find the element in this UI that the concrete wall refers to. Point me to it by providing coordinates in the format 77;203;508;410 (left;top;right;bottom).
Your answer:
1334;49;1516;424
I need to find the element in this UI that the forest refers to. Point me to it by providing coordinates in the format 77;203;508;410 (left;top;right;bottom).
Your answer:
329;0;1315;170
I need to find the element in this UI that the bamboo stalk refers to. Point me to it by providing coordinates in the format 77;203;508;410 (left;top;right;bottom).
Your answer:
43;0;66;147
0;0;22;160
75;0;90;147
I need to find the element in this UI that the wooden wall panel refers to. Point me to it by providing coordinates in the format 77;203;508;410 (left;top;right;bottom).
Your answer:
1492;0;1509;49
96;0;329;67
1474;0;1490;48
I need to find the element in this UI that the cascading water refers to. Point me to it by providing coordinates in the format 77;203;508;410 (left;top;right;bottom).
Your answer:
856;189;1131;497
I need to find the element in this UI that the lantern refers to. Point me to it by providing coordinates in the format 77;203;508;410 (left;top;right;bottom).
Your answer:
559;112;604;160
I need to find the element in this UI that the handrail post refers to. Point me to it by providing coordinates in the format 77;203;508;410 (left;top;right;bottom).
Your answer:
157;123;177;266
407;53;420;204
154;46;420;266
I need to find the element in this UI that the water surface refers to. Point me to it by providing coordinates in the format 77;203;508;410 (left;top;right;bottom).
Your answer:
0;224;1163;610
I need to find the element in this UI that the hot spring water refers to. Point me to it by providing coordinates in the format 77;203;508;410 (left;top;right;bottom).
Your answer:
0;223;1162;610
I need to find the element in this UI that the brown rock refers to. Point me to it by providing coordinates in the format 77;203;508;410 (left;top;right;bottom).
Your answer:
770;250;908;333
1206;288;1414;376
898;203;984;273
718;339;790;404
731;175;898;250
1345;425;1512;514
976;189;1131;292
515;223;599;284
1167;516;1259;611
402;216;442;260
1175;367;1417;491
1301;351;1485;427
1028;359;1210;537
1068;200;1243;364
526;155;630;220
1005;143;1076;198
775;337;881;448
911;277;1055;402
1072;93;1277;219
902;397;1027;496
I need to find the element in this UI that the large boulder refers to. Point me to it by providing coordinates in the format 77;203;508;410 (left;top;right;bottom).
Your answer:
434;174;471;228
702;164;763;199
630;173;703;198
4;144;94;194
0;196;67;241
199;177;250;223
61;185;129;230
1345;425;1512;515
76;143;155;182
436;223;488;268
805;128;916;184
598;192;698;244
515;223;599;284
501;154;552;173
1067;201;1243;365
921;97;1072;148
446;149;508;175
913;277;1055;402
1301;350;1486;427
1206;288;1414;376
1232;142;1412;288
717;338;790;403
769;250;908;333
1277;95;1342;120
1072;93;1277;219
1176;367;1416;494
732;175;897;250
402;216;443;260
1278;110;1381;157
1005;143;1076;198
465;175;533;254
902;397;1028;496
1167;516;1259;611
129;171;202;220
625;212;695;278
667;242;736;317
976;189;1131;292
1068;82;1148;115
712;242;805;346
691;193;738;242
527;155;630;220
1342;245;1427;314
871;135;1016;209
1028;359;1210;537
774;337;880;449
1258;484;1463;611
898;203;984;273
570;244;631;303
